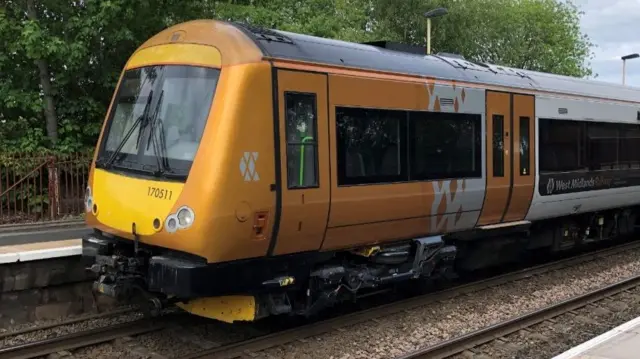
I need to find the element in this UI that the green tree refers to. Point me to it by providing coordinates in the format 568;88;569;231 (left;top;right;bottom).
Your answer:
0;0;595;152
0;0;201;152
197;0;374;42
0;0;373;151
370;0;595;78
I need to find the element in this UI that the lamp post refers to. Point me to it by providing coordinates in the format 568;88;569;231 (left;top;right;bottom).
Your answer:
622;53;639;85
423;7;448;55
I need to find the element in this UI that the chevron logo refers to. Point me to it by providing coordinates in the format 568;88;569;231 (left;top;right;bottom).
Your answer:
240;152;260;182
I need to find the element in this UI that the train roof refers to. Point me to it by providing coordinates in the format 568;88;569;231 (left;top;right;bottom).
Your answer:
233;23;640;104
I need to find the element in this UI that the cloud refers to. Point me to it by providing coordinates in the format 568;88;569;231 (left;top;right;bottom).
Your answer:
573;0;640;86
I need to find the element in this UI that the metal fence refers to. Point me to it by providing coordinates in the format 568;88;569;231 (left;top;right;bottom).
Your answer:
0;153;92;225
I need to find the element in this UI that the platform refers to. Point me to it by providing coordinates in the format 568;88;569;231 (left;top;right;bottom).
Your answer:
552;315;640;359
0;221;89;246
0;238;81;263
0;236;117;328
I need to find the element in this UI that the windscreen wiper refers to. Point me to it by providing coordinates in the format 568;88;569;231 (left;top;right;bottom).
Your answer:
146;89;168;175
100;90;154;168
151;119;185;179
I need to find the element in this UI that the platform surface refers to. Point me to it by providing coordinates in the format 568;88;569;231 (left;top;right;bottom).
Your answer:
553;315;640;359
0;238;81;263
0;224;89;246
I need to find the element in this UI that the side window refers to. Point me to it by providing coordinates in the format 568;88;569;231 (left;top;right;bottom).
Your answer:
539;118;587;173
619;124;640;169
587;122;619;170
336;107;407;185
409;112;482;180
285;92;318;189
519;117;530;175
492;115;505;177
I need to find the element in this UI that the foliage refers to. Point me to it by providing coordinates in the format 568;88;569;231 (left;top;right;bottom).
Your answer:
0;0;199;153
371;0;595;78
0;0;595;153
200;0;374;42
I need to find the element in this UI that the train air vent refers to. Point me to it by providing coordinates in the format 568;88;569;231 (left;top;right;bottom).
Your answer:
234;22;294;44
558;108;568;115
440;98;454;106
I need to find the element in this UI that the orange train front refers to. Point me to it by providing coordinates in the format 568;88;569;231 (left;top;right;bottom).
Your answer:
82;20;640;322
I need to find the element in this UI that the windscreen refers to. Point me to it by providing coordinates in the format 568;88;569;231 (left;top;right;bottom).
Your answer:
96;65;220;180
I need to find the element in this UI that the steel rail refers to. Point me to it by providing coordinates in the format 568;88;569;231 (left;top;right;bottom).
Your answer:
0;318;166;359
0;307;137;341
186;240;640;359
395;274;640;359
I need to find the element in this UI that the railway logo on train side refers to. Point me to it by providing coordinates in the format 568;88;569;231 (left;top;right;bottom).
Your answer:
546;178;555;195
240;152;260;182
538;171;630;196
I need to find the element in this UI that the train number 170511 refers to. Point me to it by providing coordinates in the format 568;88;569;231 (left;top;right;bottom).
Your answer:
148;186;173;200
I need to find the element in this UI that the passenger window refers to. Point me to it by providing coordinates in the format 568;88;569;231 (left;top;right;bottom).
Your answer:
620;124;640;169
519;117;530;175
539;118;587;173
493;115;504;177
409;111;481;180
587;122;619;170
284;92;318;189
336;107;407;185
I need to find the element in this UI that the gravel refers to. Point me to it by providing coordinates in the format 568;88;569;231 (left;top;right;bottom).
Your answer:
71;343;148;359
69;315;274;358
460;286;640;358
1;310;145;348
0;306;134;338
128;317;273;358
254;245;640;359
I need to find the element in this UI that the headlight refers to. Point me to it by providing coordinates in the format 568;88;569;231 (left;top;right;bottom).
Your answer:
166;216;178;233
177;207;195;227
165;206;195;233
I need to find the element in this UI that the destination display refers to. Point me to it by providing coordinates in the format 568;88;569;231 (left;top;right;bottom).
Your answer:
539;169;640;196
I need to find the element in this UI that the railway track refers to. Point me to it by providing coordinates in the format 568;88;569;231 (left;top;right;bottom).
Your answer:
183;240;640;359
2;240;637;359
0;312;177;359
0;307;136;342
396;273;640;359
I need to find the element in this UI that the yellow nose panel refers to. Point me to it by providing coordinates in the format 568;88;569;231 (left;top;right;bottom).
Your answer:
91;169;184;235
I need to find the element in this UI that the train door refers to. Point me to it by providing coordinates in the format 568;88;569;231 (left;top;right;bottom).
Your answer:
271;69;331;255
503;94;535;222
477;91;535;226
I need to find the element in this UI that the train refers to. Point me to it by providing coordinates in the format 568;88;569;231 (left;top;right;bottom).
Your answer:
82;19;640;323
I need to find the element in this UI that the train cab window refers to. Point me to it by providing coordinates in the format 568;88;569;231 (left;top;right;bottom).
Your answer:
539;119;587;173
336;107;407;185
519;117;530;175
284;92;318;189
409;111;481;180
492;115;505;177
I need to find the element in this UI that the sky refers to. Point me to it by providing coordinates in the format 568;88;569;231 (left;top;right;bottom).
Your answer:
574;0;640;87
